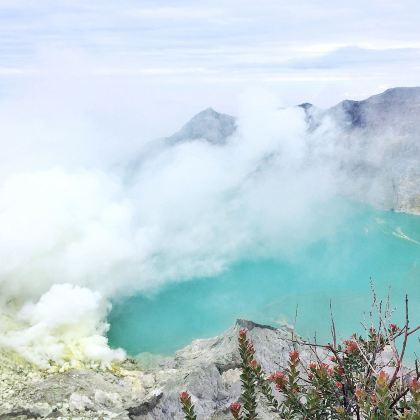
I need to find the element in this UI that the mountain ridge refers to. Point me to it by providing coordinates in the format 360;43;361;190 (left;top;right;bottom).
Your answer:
165;107;236;145
162;86;420;215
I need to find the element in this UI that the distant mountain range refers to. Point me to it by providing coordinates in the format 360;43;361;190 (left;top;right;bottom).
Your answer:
167;87;420;145
306;86;420;134
161;87;420;214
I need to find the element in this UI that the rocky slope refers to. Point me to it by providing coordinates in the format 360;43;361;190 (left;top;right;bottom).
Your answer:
156;87;420;214
307;87;420;214
166;108;236;146
0;320;309;419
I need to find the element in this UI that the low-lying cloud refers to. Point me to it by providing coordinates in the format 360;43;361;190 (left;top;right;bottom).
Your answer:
0;74;359;368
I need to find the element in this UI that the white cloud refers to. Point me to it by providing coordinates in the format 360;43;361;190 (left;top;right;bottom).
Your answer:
94;66;212;76
0;1;420;366
0;77;348;365
0;67;35;76
123;6;223;20
0;0;420;108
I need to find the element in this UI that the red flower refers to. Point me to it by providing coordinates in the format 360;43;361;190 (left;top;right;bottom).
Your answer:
389;323;398;333
249;359;258;369
376;371;388;387
343;340;358;353
270;371;288;390
289;350;300;364
409;378;420;392
335;366;345;376
314;363;333;377
230;401;241;418
354;388;364;400
335;381;343;390
308;362;317;370
239;328;247;339
179;391;190;403
329;356;337;362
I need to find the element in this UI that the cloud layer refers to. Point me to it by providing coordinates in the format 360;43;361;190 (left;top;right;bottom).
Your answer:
1;1;420;108
0;1;419;366
0;75;349;366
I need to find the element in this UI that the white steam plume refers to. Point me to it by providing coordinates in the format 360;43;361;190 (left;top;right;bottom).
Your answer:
0;62;347;367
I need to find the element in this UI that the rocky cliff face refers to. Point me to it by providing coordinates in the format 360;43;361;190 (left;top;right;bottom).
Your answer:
0;320;309;419
319;87;420;214
164;87;420;215
326;87;420;133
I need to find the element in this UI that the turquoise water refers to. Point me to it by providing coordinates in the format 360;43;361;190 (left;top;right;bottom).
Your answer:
108;203;420;356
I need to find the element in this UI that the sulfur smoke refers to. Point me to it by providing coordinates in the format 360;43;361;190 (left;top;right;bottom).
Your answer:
0;75;349;368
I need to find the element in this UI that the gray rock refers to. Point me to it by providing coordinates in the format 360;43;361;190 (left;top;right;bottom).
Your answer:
316;87;420;213
275;88;420;214
0;320;305;419
129;87;420;214
328;87;420;133
165;108;237;145
69;393;94;411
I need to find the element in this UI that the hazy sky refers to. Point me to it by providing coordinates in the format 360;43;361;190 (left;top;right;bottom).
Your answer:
1;0;420;133
1;0;420;366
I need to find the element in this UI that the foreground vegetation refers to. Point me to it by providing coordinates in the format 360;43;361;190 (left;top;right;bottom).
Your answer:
180;294;419;419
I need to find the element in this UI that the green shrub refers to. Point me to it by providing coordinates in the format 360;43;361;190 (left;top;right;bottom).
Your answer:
180;295;419;419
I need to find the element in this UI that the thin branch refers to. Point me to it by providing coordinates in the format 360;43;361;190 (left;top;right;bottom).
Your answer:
388;295;409;389
329;299;337;350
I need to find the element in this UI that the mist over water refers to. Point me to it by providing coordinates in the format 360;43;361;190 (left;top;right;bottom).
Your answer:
0;68;418;367
108;202;420;356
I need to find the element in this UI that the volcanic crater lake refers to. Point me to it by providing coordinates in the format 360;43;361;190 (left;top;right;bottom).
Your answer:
108;203;420;356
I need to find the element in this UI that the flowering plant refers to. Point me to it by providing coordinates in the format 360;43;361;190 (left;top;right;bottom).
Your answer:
179;391;197;420
181;294;419;419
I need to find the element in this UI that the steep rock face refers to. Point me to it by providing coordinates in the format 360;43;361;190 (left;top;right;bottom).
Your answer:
0;320;307;419
171;88;420;145
165;108;236;145
167;88;420;215
319;87;420;213
327;87;420;134
130;88;420;213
